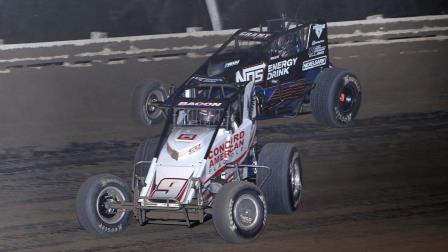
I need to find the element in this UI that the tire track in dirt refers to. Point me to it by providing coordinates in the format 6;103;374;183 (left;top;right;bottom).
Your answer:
1;110;447;251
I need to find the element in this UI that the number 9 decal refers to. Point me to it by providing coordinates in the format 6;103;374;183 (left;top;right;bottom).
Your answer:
150;178;188;200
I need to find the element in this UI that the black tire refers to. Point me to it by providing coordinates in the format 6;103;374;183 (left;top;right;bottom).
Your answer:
213;182;267;244
76;174;133;237
132;138;158;191
257;143;303;214
131;80;167;126
310;68;362;127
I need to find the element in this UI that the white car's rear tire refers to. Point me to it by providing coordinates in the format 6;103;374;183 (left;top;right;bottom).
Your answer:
132;138;158;191
257;143;303;214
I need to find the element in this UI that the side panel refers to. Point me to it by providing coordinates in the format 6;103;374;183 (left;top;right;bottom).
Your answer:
304;20;330;75
204;119;256;185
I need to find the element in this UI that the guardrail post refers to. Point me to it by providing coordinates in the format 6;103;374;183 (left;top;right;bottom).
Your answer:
90;32;108;39
205;0;223;30
366;14;384;20
186;27;203;33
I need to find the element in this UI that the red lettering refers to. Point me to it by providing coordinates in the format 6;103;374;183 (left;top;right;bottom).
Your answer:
208;131;245;162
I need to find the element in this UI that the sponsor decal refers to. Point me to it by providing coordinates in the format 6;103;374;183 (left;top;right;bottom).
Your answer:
208;131;245;169
267;57;298;80
344;75;361;91
192;76;224;83
239;31;272;40
188;144;201;155
98;223;122;233
224;59;240;68
313;24;326;39
302;56;327;71
236;62;266;83
311;40;325;46
308;45;326;57
335;106;352;123
177;101;222;107
270;55;280;61
176;134;197;141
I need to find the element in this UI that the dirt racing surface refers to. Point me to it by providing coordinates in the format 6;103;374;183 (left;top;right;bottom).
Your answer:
0;33;448;251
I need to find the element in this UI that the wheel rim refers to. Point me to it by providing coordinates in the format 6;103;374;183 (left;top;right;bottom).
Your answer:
233;194;261;231
96;186;126;225
336;81;359;116
289;152;302;208
144;89;164;120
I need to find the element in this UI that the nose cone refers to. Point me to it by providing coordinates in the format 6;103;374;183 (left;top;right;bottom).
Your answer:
166;128;214;161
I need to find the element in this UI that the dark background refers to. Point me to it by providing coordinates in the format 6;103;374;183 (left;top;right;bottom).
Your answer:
0;0;447;44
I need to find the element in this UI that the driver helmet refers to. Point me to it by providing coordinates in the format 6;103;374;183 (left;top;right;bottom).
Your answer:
199;109;218;125
277;33;300;57
277;35;290;57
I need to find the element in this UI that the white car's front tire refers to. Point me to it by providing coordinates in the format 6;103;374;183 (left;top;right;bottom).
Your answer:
76;174;133;236
213;182;267;243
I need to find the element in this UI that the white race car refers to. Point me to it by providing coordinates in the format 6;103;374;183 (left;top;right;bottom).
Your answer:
76;77;303;243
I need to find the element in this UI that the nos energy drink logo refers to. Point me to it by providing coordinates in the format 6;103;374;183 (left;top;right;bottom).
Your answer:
236;62;266;84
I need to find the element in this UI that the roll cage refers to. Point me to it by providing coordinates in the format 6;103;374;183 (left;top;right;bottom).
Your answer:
156;80;246;160
215;19;309;57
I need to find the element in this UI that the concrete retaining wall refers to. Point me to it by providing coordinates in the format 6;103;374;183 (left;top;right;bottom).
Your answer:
1;15;447;71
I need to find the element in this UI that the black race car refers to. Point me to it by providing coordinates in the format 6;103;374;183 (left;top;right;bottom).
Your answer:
132;17;361;127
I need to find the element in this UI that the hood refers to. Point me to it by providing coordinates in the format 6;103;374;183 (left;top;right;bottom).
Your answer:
206;49;263;78
158;127;215;165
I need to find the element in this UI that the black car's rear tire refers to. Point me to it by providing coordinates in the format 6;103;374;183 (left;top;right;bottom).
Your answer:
257;143;303;214
213;182;267;243
311;68;362;127
131;80;167;126
76;174;132;237
132;138;158;191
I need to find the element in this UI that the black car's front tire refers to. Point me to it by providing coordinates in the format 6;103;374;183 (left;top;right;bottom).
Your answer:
131;80;167;126
311;68;362;127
